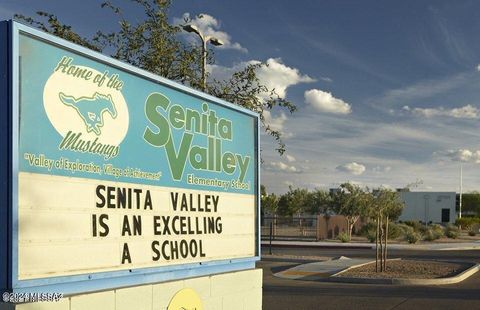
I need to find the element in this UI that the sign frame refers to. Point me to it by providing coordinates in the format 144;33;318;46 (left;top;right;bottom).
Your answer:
0;20;260;295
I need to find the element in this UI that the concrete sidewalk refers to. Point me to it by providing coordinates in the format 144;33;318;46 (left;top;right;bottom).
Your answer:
261;240;480;251
274;256;373;280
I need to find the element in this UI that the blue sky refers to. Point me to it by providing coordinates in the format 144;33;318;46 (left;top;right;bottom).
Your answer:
2;0;480;193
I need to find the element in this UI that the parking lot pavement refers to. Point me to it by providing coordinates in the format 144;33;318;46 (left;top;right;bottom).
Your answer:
260;260;480;310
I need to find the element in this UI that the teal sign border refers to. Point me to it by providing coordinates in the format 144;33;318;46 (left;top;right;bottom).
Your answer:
0;20;260;296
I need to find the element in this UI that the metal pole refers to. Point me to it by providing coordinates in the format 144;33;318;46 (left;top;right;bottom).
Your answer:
424;195;429;228
201;37;207;92
269;222;273;255
459;164;463;219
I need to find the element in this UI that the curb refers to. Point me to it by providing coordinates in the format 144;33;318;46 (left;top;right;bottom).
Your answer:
261;242;373;250
436;246;480;251
261;241;480;251
328;261;480;285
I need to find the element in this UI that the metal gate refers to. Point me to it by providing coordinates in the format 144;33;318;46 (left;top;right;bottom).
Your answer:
261;216;317;240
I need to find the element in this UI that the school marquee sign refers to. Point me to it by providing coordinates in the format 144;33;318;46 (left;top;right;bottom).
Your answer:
0;21;259;294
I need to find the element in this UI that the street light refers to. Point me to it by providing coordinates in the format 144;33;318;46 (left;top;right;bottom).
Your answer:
182;24;224;92
459;163;463;219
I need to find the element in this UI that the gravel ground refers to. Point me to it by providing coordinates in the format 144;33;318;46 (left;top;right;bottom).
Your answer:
337;260;471;279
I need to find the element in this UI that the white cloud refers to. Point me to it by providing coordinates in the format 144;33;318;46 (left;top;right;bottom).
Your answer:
408;104;479;119
255;58;315;98
209;58;314;99
262;88;480;194
176;13;247;52
265;161;301;173
336;162;366;175
442;149;480;163
304;89;352;114
320;76;333;83
285;154;296;162
476;64;480;71
209;59;313;138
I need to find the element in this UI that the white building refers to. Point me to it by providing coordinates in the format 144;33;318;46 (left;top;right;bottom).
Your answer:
398;192;456;224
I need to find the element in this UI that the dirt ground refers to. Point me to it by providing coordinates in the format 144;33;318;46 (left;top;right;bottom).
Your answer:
337;260;471;279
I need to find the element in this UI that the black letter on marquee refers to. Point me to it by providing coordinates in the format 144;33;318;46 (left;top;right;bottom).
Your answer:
133;215;142;236
161;216;171;235
92;214;109;237
122;215;132;236
121;243;132;264
92;214;97;237
99;214;109;236
153;216;161;235
170;192;179;211
152;241;160;261
145;190;153;210
96;185;106;208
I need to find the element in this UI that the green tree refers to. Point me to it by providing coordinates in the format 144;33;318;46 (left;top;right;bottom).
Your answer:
306;189;332;214
261;185;279;215
331;183;370;241
462;192;480;216
16;0;296;154
369;188;404;272
277;186;310;216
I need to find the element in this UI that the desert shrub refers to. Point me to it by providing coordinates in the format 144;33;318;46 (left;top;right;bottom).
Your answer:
338;231;349;243
404;220;423;232
445;224;460;239
456;218;476;230
366;230;376;243
456;217;480;230
358;222;377;243
359;222;401;242
387;222;402;239
429;224;445;239
423;229;436;241
397;223;414;234
473;224;480;235
418;225;428;235
422;224;444;241
468;230;476;236
358;222;376;236
404;230;420;244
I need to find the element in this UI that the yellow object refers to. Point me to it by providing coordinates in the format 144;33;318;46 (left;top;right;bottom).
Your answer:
168;288;203;310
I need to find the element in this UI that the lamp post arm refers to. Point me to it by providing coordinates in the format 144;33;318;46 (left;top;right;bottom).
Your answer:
182;24;223;92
